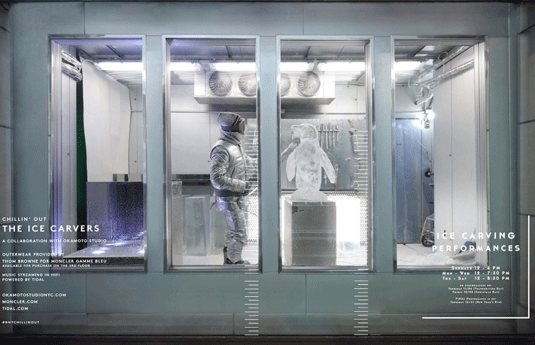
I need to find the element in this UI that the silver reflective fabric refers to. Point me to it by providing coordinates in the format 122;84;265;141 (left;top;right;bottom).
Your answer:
210;130;254;263
210;131;248;193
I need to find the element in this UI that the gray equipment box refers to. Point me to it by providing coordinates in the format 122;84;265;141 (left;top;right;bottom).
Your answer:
283;199;337;266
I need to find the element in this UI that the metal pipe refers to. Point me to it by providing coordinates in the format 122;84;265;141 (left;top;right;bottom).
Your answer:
420;60;474;88
414;60;474;105
61;50;81;70
61;50;82;81
61;63;82;82
414;84;433;105
415;46;470;82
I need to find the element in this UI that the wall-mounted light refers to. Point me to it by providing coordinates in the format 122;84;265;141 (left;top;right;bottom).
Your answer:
413;111;432;130
423;115;430;129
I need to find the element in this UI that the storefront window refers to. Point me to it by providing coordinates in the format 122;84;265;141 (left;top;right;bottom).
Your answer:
165;37;259;269
279;39;372;269
50;38;145;270
393;38;488;269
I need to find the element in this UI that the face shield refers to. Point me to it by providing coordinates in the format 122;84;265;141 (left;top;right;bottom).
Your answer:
220;113;245;134
233;116;246;134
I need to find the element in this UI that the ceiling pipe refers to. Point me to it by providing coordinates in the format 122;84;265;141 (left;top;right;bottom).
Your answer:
420;60;474;89
61;50;82;82
414;85;433;106
414;59;474;105
61;50;81;69
415;45;470;82
61;63;82;82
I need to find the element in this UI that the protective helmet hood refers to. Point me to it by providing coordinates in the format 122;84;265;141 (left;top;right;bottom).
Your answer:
218;112;245;133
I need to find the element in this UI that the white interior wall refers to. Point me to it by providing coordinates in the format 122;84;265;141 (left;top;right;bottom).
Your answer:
432;69;452;249
450;48;478;249
395;85;421;115
433;47;479;251
171;112;212;174
82;61;131;182
170;84;212;175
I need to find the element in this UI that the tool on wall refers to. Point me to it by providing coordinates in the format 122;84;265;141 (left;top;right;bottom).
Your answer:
348;119;359;153
348;119;369;194
316;122;340;151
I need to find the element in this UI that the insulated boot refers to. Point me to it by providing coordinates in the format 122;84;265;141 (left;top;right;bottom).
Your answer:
224;258;250;265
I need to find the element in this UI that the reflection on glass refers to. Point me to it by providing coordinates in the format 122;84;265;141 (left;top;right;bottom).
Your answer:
166;38;259;268
394;39;487;269
50;38;145;268
279;39;371;269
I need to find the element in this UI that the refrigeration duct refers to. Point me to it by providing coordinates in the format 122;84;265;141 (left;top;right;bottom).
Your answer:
415;84;433;106
415;46;470;82
61;50;82;82
414;46;470;105
414;60;474;105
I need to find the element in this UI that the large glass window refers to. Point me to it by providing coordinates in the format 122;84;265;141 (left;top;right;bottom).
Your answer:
279;39;372;269
394;38;488;269
165;37;259;269
50;38;145;270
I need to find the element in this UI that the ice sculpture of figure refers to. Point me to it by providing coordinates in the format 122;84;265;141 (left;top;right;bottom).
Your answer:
210;112;256;265
286;123;336;202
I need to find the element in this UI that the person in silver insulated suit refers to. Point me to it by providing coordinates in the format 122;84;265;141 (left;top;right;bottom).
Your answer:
210;112;256;265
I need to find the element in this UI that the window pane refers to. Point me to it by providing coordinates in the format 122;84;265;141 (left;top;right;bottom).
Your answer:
394;38;488;269
50;38;145;270
279;39;371;269
166;38;259;268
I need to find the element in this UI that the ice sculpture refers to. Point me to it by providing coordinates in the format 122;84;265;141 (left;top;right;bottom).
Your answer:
286;123;336;201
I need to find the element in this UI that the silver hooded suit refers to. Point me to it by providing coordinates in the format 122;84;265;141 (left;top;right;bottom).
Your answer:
210;121;256;264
